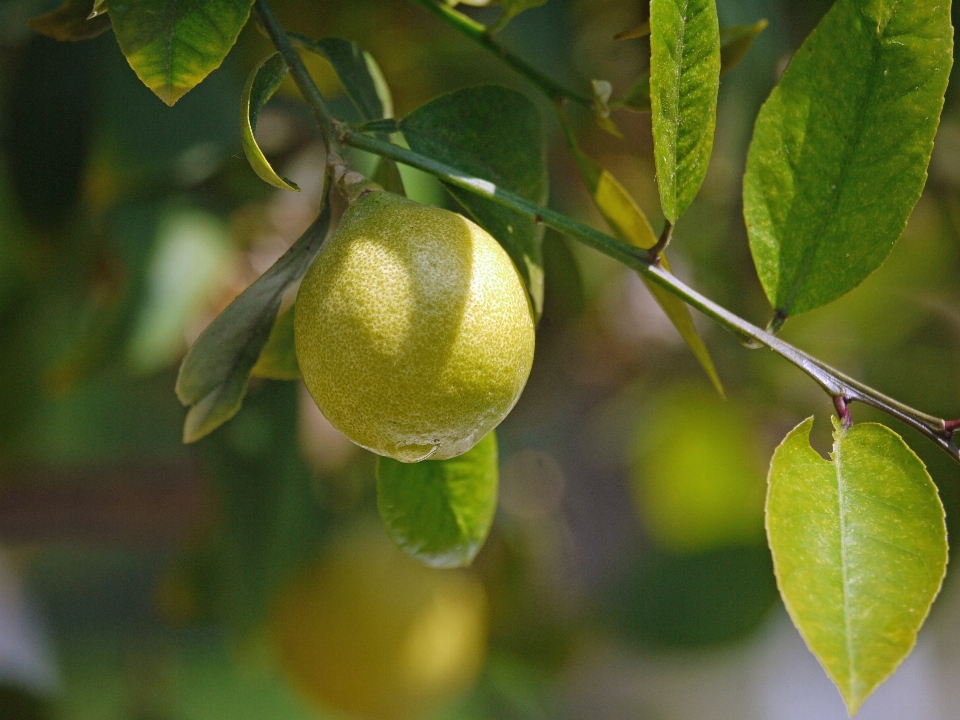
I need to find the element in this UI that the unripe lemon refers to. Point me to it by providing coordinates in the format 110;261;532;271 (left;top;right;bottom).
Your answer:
295;190;535;462
269;522;489;720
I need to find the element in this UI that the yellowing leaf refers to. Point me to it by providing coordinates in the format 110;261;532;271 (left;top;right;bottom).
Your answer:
767;418;947;715
562;121;722;394
110;0;255;106
241;53;300;192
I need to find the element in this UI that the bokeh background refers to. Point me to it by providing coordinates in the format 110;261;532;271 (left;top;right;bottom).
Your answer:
3;1;960;718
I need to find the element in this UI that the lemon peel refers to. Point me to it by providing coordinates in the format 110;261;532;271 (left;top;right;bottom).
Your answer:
295;190;535;462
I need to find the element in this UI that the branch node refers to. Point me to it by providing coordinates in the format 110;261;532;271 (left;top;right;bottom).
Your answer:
834;396;853;430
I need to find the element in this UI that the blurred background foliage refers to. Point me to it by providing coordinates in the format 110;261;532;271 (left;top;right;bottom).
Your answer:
2;0;960;718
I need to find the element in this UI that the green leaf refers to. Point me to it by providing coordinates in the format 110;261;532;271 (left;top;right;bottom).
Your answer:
291;35;392;122
766;418;947;715
376;431;498;569
176;208;329;442
371;157;407;196
561;125;723;395
489;0;548;33
240;52;299;192
250;304;300;380
401;85;548;317
743;0;952;318
719;19;768;75
649;0;721;222
109;0;255;106
29;0;112;41
613;19;766;113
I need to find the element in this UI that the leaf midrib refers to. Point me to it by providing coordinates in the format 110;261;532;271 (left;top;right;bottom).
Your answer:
668;0;689;214
834;435;859;700
779;14;889;315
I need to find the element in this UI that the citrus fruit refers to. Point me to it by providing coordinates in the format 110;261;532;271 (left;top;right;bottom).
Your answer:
294;189;535;463
269;522;489;720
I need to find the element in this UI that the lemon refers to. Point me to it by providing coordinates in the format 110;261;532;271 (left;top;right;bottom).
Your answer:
295;190;535;462
269;522;489;720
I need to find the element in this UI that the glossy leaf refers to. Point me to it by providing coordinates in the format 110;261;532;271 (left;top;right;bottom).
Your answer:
176;208;329;442
291;35;392;122
563;128;723;394
29;0;112;41
614;19;761;114
377;431;498;569
743;0;952;317
767;418;947;715
649;0;720;222
250;304;300;380
109;0;255;106
240;53;299;192
401;85;547;317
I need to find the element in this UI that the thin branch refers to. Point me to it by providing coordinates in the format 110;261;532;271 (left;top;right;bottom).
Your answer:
338;130;960;463
406;0;593;105
256;0;960;464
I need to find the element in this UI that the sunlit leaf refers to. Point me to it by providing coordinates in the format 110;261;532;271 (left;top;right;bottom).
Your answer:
250;304;300;380
240;52;299;192
562;126;723;394
109;0;255;106
767;418;947;715
743;0;952;317
291;35;392;122
176;208;329;442
29;0;112;41
377;431;498;569
649;0;720;222
401;85;547;317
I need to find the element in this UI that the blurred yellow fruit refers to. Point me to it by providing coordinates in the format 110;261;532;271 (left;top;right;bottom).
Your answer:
295;190;535;463
269;522;489;720
630;386;766;553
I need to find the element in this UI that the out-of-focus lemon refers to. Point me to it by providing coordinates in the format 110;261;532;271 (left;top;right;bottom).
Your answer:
269;522;489;720
295;190;535;463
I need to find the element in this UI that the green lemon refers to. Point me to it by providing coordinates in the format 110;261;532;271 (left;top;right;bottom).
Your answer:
269;522;489;720
295;190;535;462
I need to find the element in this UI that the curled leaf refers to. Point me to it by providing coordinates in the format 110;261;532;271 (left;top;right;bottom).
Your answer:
176;207;329;442
240;52;299;192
